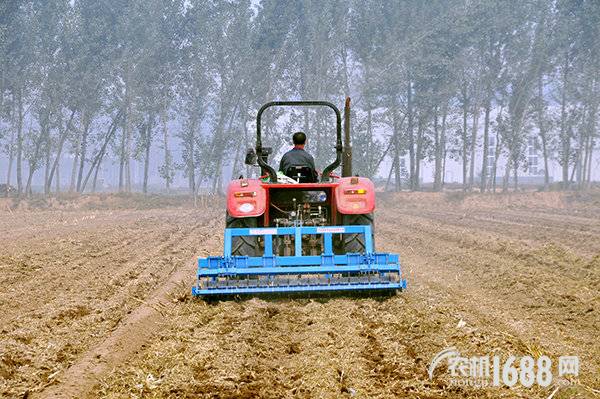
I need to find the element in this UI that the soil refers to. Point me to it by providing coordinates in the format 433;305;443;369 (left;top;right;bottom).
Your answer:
1;192;598;398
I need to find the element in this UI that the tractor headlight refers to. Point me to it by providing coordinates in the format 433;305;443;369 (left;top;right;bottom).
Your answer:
238;203;255;213
234;191;257;198
344;188;367;195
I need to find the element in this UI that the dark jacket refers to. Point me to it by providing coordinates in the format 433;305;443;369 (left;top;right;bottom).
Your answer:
279;147;316;174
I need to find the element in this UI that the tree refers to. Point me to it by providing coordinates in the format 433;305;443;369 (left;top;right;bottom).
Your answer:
1;0;597;195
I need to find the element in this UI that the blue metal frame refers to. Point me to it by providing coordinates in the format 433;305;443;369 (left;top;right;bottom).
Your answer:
193;225;407;296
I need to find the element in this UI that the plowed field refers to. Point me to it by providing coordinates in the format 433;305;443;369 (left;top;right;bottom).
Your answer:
1;193;598;398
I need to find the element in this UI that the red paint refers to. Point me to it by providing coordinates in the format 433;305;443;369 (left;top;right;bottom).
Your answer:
226;179;267;217
227;178;375;221
334;177;375;214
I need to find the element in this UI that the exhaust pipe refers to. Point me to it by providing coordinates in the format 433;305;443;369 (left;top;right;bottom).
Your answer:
342;97;352;177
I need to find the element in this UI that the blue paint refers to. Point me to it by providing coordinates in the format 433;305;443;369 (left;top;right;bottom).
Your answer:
193;225;407;297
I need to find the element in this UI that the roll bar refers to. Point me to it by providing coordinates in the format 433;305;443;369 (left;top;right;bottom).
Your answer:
256;101;342;183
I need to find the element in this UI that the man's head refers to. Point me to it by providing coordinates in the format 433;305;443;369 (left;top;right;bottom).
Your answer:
292;131;306;148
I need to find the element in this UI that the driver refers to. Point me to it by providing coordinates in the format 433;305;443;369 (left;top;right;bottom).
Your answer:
279;131;317;181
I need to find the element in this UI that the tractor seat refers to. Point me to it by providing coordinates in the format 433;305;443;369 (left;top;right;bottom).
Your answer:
285;166;318;183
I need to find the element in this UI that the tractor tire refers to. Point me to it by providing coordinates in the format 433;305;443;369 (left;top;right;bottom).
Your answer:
342;213;375;253
226;213;259;256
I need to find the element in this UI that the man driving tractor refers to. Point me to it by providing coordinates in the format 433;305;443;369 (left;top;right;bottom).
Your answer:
192;100;405;298
279;131;318;182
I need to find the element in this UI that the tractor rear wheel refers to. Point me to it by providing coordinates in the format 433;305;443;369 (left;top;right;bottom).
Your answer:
226;213;259;256
342;213;375;253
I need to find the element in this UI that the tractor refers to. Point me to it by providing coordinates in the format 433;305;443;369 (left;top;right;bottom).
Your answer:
192;100;406;297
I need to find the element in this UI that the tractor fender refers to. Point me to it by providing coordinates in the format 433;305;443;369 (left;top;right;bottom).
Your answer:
335;177;375;214
226;178;267;218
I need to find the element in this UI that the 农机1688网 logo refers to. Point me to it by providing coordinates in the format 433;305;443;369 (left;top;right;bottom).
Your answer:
428;347;580;388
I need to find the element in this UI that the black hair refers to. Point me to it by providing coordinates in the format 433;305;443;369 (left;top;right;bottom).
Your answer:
293;131;306;145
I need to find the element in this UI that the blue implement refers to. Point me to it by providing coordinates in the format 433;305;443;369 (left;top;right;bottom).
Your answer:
192;225;406;296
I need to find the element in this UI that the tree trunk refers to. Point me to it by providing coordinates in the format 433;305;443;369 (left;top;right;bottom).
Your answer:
211;162;221;194
315;110;322;161
440;106;448;190
433;106;442;191
125;123;131;192
118;119;126;192
143;113;154;195
26;160;34;196
541;132;550;188
80;111;122;192
5;105;15;194
491;145;498;193
535;75;550;189
582;134;590;188
586;139;594;188
161;108;171;192
576;123;585;189
124;67;132;193
491;108;504;193
560;51;570;189
406;81;415;191
76;114;91;192
69;124;81;192
584;97;598;188
16;88;23;196
480;99;491;192
303;108;310;139
461;83;469;191
575;103;588;189
55;158;60;193
92;155;101;193
441;148;447;188
206;97;238;194
47;109;76;194
414;114;425;191
502;162;510;193
491;154;498;193
385;159;395;192
469;105;479;190
44;117;52;196
393;107;401;192
513;160;518;191
569;152;577;184
186;115;197;194
219;100;239;182
26;110;50;197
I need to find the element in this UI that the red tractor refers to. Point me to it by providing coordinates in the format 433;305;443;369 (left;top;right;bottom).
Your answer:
193;100;405;297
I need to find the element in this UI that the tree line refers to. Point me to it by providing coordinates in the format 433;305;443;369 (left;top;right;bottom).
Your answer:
0;0;598;197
